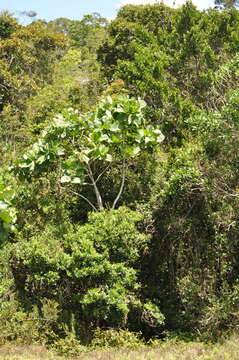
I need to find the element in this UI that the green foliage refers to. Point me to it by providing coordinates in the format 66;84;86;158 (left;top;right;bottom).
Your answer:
49;13;108;55
0;173;16;242
99;2;239;148
199;285;239;340
68;13;108;53
25;47;103;129
0;15;68;166
2;1;239;349
25;49;82;125
0;298;59;345
215;0;239;9
91;328;143;349
74;207;149;264
139;87;239;333
11;207;164;339
52;335;86;356
0;11;19;39
14;95;164;210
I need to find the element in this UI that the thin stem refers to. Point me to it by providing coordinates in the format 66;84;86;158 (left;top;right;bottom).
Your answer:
112;157;126;210
67;189;97;211
95;164;111;184
87;164;104;210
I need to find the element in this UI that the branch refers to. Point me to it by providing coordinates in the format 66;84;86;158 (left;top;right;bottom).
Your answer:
95;164;111;184
7;54;15;69
112;157;126;210
67;188;97;211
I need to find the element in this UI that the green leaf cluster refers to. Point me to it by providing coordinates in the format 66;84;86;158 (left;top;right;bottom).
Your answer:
0;174;16;242
11;207;163;334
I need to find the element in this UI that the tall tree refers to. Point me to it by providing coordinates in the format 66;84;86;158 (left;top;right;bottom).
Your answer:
14;95;164;211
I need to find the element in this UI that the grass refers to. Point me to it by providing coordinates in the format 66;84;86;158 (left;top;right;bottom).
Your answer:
0;335;239;360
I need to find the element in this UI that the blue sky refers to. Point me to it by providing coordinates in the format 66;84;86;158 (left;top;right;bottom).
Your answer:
0;0;216;23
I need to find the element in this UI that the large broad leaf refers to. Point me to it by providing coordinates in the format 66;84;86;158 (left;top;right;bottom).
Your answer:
0;200;8;211
125;146;141;157
0;209;12;224
132;146;141;156
135;129;145;143
110;122;121;132
138;99;146;108
1;189;14;201
106;154;113;162
53;115;69;128
154;129;165;143
60;175;72;183
71;177;82;184
156;134;165;143
79;153;90;164
98;144;109;156
18;161;31;168
36;155;46;164
106;110;112;119
111;135;121;144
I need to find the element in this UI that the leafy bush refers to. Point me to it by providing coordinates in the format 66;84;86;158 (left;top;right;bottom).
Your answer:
52;335;86;356
0;299;59;345
11;207;164;340
91;328;143;349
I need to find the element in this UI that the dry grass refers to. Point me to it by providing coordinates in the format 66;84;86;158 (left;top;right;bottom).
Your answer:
0;345;59;360
0;335;239;360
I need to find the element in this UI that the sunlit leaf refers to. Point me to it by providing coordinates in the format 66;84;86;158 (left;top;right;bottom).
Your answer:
60;175;71;183
72;177;82;184
106;154;113;162
0;200;8;211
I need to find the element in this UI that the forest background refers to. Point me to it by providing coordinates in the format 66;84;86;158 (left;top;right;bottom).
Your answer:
0;0;239;356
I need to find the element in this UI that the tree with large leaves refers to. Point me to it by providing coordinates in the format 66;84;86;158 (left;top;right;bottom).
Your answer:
14;95;164;211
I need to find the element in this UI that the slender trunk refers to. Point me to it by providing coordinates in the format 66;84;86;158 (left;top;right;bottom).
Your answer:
112;157;126;210
87;164;104;211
